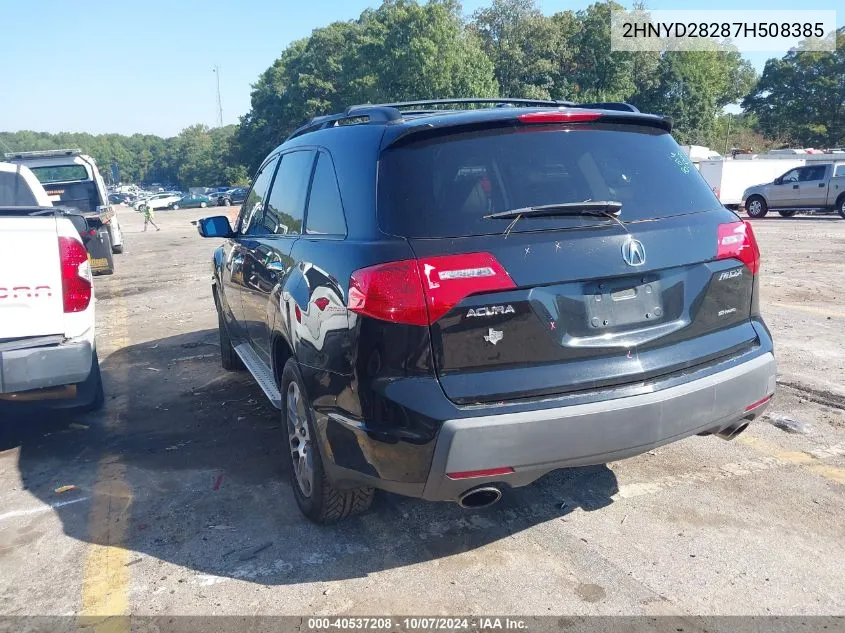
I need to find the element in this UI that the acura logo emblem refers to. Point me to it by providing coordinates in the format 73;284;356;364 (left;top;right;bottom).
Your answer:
621;238;646;267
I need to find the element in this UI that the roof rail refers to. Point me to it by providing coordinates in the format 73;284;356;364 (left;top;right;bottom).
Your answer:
4;148;83;159
349;98;575;111
286;106;402;141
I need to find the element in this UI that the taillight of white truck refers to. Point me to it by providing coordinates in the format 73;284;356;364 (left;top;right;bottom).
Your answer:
58;236;92;313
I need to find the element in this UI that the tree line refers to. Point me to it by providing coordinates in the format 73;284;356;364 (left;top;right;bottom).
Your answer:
3;0;843;186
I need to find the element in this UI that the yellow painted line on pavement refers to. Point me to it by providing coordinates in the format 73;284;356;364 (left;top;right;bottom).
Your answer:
773;303;845;319
737;435;845;485
80;287;132;632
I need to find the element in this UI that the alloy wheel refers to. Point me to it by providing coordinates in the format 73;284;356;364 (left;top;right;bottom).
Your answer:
286;381;314;497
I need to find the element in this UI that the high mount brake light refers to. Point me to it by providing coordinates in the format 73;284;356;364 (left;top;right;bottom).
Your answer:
716;221;760;275
349;253;515;326
58;236;92;313
517;111;603;124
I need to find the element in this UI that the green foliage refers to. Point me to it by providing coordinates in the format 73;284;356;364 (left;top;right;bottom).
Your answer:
472;0;559;99
1;124;245;188
8;0;844;179
743;28;845;147
234;0;498;172
631;51;757;144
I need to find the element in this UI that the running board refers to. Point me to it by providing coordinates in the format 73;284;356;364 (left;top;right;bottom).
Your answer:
233;343;281;409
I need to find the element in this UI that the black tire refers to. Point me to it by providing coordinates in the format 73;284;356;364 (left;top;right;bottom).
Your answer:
200;201;207;208
223;198;232;207
70;351;105;414
171;203;180;210
112;244;124;254
837;195;845;219
281;358;374;523
778;210;798;218
217;301;243;371
745;195;768;218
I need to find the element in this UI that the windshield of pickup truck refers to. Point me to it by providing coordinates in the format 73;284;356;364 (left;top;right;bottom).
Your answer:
29;164;89;183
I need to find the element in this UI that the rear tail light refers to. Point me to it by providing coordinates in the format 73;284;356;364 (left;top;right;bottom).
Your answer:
349;252;515;326
518;111;602;124
59;236;92;313
314;297;330;311
716;221;760;274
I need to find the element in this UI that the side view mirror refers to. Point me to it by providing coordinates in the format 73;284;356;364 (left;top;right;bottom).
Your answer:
773;177;782;185
197;215;234;238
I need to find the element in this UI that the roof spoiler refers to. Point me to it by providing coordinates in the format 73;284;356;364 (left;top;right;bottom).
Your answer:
285;98;643;142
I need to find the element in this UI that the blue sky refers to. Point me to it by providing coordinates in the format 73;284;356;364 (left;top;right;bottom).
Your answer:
0;0;840;137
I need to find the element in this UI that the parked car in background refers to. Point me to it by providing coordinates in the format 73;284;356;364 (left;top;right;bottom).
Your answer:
169;193;211;209
197;98;776;523
743;162;845;218
108;192;132;204
216;187;247;206
140;191;182;210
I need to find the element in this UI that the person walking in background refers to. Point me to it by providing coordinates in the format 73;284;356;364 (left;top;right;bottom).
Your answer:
142;203;160;231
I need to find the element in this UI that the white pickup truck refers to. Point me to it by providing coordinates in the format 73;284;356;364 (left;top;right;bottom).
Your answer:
0;162;104;413
5;149;124;274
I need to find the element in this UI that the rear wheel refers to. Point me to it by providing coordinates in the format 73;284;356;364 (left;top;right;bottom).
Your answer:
200;201;207;208
224;198;232;207
778;210;798;218
97;229;115;275
171;203;180;210
746;195;768;218
281;358;374;523
837;195;845;219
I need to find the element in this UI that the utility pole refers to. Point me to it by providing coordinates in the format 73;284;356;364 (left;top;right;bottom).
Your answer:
212;65;223;127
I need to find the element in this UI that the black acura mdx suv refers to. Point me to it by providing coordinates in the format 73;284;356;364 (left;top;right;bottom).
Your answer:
198;98;776;523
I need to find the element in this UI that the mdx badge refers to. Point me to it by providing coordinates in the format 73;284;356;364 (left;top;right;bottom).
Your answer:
467;305;515;318
718;269;743;281
484;328;504;345
621;238;646;267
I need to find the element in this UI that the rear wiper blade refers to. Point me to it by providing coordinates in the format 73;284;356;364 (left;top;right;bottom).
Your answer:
483;200;623;220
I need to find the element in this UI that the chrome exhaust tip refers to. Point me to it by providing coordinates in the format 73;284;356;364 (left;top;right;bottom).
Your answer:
457;486;502;509
715;421;750;441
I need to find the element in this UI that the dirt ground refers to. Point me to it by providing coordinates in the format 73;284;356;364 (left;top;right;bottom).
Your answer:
0;207;843;619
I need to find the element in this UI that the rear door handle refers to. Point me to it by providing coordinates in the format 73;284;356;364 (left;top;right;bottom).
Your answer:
819;183;825;188
792;184;799;189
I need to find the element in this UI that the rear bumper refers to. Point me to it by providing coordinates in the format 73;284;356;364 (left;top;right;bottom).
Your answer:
420;351;776;502
0;339;93;394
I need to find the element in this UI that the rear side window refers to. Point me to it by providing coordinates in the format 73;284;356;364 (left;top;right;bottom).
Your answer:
305;153;347;236
378;124;722;238
264;151;315;236
836;164;845;178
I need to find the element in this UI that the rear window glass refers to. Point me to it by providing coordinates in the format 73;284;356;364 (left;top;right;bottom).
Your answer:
378;124;721;238
30;165;89;183
0;172;39;206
